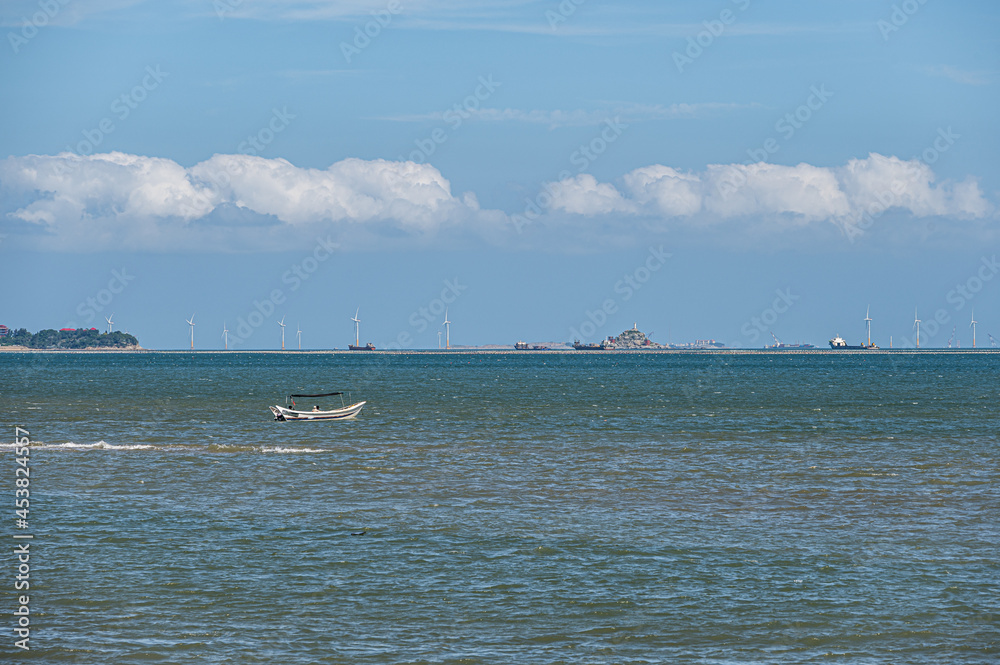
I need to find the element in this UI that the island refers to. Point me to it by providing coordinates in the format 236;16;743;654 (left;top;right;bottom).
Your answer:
0;327;141;350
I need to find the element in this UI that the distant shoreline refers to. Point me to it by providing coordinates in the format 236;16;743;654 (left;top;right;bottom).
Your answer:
1;347;997;355
0;345;147;353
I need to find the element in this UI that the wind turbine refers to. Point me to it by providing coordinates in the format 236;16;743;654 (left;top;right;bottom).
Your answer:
105;312;115;334
222;322;229;350
351;307;361;347
297;324;302;350
443;309;451;350
970;309;978;348
913;308;921;349
864;306;872;347
278;316;287;350
437;331;442;349
186;314;196;350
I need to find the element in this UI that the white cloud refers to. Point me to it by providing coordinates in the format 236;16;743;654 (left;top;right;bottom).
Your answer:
382;102;757;128
0;152;496;250
546;174;636;216
0;0;143;27
921;65;991;86
188;155;459;228
622;165;703;217
204;0;532;22
543;154;992;232
704;162;851;222
1;151;992;252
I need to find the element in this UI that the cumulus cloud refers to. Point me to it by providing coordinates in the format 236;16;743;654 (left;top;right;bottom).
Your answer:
545;174;636;216
0;152;497;250
622;165;703;217
543;153;992;232
1;151;992;251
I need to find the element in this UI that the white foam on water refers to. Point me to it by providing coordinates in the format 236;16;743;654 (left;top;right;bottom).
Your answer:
55;441;157;451
261;446;325;454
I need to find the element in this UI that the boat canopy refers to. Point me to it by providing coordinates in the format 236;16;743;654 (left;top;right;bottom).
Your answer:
289;392;344;398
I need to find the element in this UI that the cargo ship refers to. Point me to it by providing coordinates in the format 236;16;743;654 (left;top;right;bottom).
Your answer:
572;339;614;350
514;341;549;350
829;336;877;350
766;332;815;349
348;343;376;351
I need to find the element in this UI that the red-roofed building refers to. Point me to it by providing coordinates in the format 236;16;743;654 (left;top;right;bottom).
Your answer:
0;325;9;336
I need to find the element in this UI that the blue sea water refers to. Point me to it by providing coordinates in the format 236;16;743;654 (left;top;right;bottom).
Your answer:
1;351;998;663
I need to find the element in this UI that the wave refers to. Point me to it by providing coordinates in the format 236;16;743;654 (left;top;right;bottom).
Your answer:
0;441;324;453
0;440;157;451
261;446;326;454
55;441;158;451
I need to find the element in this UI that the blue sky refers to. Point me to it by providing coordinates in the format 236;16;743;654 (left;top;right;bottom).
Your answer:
1;0;998;349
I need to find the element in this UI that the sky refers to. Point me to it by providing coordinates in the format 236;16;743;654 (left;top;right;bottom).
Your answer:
1;0;998;349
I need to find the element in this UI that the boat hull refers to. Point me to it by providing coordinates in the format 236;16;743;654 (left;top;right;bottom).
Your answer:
269;401;366;421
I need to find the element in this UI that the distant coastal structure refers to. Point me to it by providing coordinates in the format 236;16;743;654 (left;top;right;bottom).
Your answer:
612;325;659;349
569;325;726;350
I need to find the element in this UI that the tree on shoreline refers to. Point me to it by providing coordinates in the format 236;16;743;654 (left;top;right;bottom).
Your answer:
0;328;139;349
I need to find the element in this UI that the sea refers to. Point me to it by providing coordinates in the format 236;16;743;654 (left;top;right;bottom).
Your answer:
1;351;997;664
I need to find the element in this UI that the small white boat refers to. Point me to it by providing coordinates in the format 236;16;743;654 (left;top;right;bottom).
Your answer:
269;391;366;422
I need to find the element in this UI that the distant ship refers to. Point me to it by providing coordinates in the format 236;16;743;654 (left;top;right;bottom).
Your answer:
348;343;376;351
671;339;726;350
766;333;815;349
829;336;877;350
572;339;614;350
514;341;549;350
